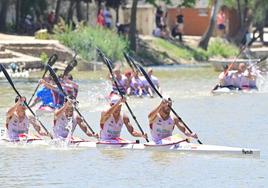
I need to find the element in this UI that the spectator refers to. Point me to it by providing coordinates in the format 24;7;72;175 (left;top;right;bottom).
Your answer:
24;14;34;35
171;24;181;41
103;7;112;29
155;6;163;28
216;7;227;37
47;10;56;33
241;29;252;47
116;23;129;37
153;25;169;39
175;8;184;42
97;8;105;27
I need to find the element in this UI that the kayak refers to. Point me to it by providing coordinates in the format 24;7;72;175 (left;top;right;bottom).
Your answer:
0;132;47;146
0;70;29;78
0;130;260;157
211;86;258;95
35;105;55;116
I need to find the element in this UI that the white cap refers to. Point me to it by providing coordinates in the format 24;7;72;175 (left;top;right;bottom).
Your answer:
110;95;121;105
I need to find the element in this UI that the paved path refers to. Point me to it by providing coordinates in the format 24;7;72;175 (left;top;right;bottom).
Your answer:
0;33;59;45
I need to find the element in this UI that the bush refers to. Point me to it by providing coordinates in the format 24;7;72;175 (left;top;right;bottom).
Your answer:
152;38;209;61
40;52;48;63
208;38;239;58
54;23;128;62
35;29;50;40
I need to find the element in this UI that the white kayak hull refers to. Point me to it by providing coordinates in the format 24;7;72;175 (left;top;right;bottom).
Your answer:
0;139;259;157
212;87;258;95
70;141;260;157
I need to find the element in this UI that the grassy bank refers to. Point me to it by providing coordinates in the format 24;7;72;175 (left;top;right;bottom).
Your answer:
51;24;239;65
137;37;239;65
54;25;128;62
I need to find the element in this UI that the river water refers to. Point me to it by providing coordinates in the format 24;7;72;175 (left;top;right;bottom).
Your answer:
0;65;267;188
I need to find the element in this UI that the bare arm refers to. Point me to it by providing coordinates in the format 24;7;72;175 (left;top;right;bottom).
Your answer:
123;114;143;137
28;115;48;136
174;117;198;138
148;101;164;124
6;97;24;121
6;103;19;120
54;101;69;119
39;79;58;91
77;116;98;138
100;98;125;124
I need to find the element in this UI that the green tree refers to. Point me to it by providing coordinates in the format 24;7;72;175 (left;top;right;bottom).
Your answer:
0;0;10;32
198;0;221;50
231;0;268;44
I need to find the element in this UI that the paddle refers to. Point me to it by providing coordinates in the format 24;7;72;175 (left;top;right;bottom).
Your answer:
124;52;143;75
28;54;58;105
123;52;135;72
46;64;96;135
97;48;149;142
249;56;268;67
134;62;203;144
0;64;53;139
63;52;78;76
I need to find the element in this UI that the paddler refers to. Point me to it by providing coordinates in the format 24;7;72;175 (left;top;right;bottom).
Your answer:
53;97;98;140
5;96;48;141
148;98;198;143
109;67;127;95
99;95;147;141
30;76;56;110
141;68;161;97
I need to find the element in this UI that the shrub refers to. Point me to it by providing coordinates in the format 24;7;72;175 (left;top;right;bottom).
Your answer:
40;52;48;63
208;38;239;58
35;29;50;40
54;23;128;62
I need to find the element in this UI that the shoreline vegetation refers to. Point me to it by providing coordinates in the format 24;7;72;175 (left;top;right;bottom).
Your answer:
46;23;239;66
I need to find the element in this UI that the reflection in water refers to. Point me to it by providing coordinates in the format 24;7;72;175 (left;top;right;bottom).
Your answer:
99;148;128;160
149;150;185;164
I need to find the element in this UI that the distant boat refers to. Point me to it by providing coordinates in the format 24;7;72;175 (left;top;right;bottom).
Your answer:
0;69;29;78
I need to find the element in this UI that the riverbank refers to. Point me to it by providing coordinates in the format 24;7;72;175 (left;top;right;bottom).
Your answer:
1;31;268;71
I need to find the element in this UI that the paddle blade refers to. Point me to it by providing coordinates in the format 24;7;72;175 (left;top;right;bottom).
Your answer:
63;59;78;76
46;64;66;96
48;54;58;66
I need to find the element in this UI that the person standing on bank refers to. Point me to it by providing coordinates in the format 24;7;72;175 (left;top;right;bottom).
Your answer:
176;7;184;42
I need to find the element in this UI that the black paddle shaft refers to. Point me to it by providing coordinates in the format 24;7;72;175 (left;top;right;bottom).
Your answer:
97;49;149;142
0;64;53;139
135;63;203;144
46;65;95;134
28;54;58;105
123;52;135;72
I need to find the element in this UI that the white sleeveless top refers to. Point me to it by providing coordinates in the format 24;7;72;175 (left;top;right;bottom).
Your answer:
150;114;175;142
53;112;78;139
7;113;29;141
100;114;124;140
